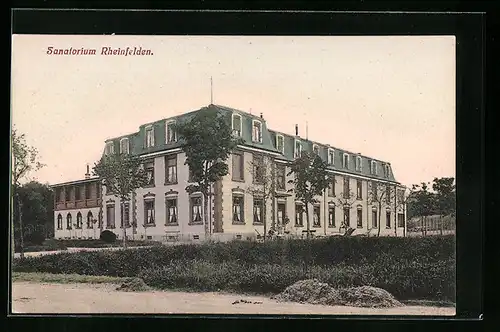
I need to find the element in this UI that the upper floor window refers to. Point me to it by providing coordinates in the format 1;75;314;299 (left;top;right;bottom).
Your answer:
343;153;349;169
370;160;378;175
120;138;129;154
397;188;405;203
294;139;302;159
276;164;286;191
328;175;336;197
252;120;263;143
166;121;177;144
232;114;242;137
85;183;91;199
145;125;155;148
232;151;244;181
357;180;363;199
253;154;264;184
144;160;155;186
355;156;362;172
313;144;320;156
105;142;114;155
384;164;391;178
343;176;350;198
276;134;284;154
386;185;391;204
328;149;335;165
165;154;177;184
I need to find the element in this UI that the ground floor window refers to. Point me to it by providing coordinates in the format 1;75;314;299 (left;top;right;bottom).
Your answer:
106;205;115;228
357;206;363;228
232;195;244;223
57;214;63;230
386;210;391;228
76;212;83;229
343;207;350;228
166;197;178;224
190;196;203;223
253;197;264;224
295;203;304;227
121;203;130;227
313;205;320;227
397;213;405;227
144;199;155;225
372;209;378;228
328;205;335;227
87;211;93;229
66;213;72;229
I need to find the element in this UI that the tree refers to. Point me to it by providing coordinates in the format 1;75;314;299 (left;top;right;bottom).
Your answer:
336;189;358;235
246;153;276;241
93;152;149;248
395;186;414;237
173;107;243;238
408;182;436;235
368;181;395;237
11;128;45;258
287;151;331;239
432;177;456;235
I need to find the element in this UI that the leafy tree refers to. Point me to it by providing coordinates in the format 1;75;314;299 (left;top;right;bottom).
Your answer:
432;177;456;235
368;181;395;237
408;182;436;235
246;153;277;241
287;151;331;239
173;107;243;238
395;186;414;237
93;152;149;248
11;128;45;258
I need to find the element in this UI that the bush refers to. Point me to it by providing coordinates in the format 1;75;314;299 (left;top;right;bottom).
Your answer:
100;230;117;243
25;231;46;245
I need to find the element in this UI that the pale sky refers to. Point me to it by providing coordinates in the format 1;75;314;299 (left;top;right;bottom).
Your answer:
11;35;455;188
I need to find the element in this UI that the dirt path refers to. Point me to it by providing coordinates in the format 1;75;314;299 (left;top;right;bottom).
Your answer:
12;282;455;315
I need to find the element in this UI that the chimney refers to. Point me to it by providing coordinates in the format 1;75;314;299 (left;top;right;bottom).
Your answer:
295;124;299;136
260;112;263;119
85;164;90;179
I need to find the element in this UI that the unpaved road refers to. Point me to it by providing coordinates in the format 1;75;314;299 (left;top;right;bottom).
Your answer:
11;282;455;315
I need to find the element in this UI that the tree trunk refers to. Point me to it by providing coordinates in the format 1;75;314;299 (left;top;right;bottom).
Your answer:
121;199;127;249
439;214;443;235
18;194;25;259
11;192;15;260
203;193;210;239
263;203;267;242
421;216;425;236
305;203;310;240
377;203;382;237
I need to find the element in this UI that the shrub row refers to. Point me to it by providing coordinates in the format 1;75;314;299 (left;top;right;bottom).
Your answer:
137;259;455;301
15;239;68;253
51;239;157;248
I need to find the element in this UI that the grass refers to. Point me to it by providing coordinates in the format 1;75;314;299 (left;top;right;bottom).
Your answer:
12;272;131;285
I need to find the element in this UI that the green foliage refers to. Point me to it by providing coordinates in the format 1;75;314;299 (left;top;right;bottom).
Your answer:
432;177;456;216
11;128;45;186
99;230;117;243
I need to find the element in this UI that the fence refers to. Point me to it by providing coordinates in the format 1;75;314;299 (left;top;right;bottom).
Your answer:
406;214;455;236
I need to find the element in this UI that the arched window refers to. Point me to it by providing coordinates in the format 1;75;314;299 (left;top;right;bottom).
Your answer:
66;213;72;229
76;212;83;229
57;214;63;230
87;211;94;229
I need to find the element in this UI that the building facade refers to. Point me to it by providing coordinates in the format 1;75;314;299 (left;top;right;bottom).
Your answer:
53;104;406;241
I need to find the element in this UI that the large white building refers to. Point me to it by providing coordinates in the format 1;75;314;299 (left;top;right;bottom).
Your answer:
52;104;406;242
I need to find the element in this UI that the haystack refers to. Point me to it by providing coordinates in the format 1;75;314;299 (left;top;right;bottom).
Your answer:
272;279;341;305
336;286;402;308
115;278;152;292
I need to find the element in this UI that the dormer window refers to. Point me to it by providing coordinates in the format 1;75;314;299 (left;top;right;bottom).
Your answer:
145;125;155;148
370;160;378;175
384;164;391;178
313;144;320;156
294;139;302;159
252;120;263;143
119;138;129;154
166;121;177;144
355;156;362;172
328;148;335;165
276;134;284;154
105;142;114;155
232;114;242;137
343;153;349;169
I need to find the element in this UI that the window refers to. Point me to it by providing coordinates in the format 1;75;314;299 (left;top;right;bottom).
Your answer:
66;213;72;229
371;181;378;198
328;205;335;227
384;164;390;178
76;212;83;229
164;155;177;184
97;183;101;198
144;160;155;186
372;208;378;228
121;203;130;227
144;199;155;225
356;156;362;172
232;151;244;181
343;207;350;227
328;176;335;197
253;198;264;224
276;164;286;191
165;198;178;224
386;185;391;204
397;189;405;203
188;166;195;183
343;177;350;199
232;114;242;137
190;196;203;223
87;212;93;229
75;186;82;201
397;213;405;227
276;134;284;154
65;187;71;201
343;153;349;169
370;160;377;175
356;180;362;199
313;206;320;227
232;195;244;223
328;149;335;165
295;203;304;226
386;210;391;228
145;125;154;148
294;140;302;159
253;154;264;184
85;184;91;199
57;214;63;230
166;121;177;143
105;142;114;155
120;138;129;154
252;120;263;143
357;206;363;228
106;205;115;228
313;144;320;156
